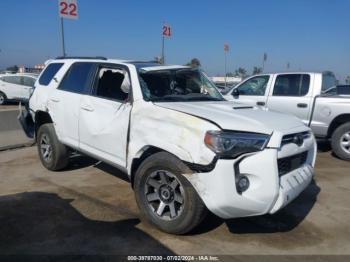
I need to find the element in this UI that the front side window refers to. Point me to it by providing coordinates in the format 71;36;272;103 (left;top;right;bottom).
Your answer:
93;67;130;101
58;63;95;94
236;75;270;96
138;68;223;102
39;63;64;86
273;74;310;96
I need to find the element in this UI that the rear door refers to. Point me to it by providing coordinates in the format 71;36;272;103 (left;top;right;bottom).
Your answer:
47;62;96;148
79;63;132;167
228;75;271;107
266;74;313;124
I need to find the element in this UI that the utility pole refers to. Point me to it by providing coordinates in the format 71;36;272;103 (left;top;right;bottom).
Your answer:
262;52;267;72
161;34;165;64
58;0;79;57
60;18;66;57
161;23;171;64
224;43;229;88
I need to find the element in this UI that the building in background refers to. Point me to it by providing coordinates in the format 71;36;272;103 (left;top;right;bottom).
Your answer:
18;64;45;73
210;76;242;85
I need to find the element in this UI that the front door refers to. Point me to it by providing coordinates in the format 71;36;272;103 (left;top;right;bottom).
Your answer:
79;64;132;167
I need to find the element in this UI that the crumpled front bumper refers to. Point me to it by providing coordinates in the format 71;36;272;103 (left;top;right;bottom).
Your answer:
183;129;317;219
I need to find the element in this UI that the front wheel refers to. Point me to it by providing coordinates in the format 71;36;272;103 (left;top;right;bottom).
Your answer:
37;123;69;170
134;152;207;234
331;122;350;161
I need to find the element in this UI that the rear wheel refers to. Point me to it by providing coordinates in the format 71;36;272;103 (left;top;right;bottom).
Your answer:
0;92;6;105
37;123;69;170
331;122;350;161
134;152;207;234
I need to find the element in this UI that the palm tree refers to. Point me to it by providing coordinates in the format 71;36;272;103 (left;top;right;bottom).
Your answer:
185;58;201;68
237;67;247;78
346;76;350;85
252;67;262;75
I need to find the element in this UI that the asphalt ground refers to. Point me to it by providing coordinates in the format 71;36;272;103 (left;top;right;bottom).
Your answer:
0;145;349;259
0;104;33;150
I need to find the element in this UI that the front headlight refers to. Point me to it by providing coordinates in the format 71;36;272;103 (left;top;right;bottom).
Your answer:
204;130;270;158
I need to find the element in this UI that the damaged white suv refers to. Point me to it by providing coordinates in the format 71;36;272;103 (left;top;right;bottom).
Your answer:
19;57;317;234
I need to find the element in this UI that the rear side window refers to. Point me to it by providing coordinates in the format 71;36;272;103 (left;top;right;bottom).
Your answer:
273;74;310;96
39;63;64;86
58;62;95;94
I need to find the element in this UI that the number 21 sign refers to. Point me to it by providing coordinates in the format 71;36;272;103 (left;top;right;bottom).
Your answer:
59;0;78;20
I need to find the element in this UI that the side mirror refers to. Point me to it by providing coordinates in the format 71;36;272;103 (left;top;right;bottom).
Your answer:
232;88;239;98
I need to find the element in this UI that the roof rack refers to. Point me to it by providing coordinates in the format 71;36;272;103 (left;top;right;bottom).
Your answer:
55;56;108;60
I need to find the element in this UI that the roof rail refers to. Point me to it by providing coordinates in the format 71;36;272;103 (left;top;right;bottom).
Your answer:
129;60;161;64
55;56;108;60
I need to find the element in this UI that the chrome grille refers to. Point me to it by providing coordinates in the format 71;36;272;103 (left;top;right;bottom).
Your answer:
281;131;310;147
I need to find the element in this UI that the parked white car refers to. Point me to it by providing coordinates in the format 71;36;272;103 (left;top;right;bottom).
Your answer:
0;73;37;104
19;57;316;234
224;72;350;160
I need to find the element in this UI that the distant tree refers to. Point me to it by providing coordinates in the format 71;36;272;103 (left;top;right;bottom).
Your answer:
226;72;234;77
252;66;262;75
6;65;18;72
234;67;247;78
186;58;201;68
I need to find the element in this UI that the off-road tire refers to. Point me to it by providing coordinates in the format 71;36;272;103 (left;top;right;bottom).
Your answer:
37;123;69;170
134;152;207;234
331;122;350;161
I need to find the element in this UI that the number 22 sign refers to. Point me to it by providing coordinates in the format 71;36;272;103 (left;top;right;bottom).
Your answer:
59;0;78;19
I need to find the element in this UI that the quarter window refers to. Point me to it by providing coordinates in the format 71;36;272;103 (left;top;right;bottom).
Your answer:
39;63;64;86
22;76;36;87
236;76;270;96
273;74;310;96
58;63;95;94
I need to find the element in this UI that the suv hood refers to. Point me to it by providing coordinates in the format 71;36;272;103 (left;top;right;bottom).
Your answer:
154;101;304;134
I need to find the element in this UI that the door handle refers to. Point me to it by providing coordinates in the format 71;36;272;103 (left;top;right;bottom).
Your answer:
256;101;265;106
297;103;308;108
50;98;60;102
81;104;94;112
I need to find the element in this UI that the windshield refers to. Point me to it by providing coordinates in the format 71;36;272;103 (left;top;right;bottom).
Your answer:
138;68;224;102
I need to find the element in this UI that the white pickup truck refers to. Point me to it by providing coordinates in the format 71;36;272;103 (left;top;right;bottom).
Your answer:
19;58;316;234
224;72;350;160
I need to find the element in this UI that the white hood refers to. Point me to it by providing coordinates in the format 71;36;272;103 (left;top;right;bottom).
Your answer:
154;101;304;134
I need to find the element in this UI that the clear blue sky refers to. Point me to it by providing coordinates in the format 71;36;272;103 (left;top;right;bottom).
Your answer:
0;0;349;81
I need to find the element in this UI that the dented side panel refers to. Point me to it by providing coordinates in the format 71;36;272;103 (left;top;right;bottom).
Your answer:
127;100;219;174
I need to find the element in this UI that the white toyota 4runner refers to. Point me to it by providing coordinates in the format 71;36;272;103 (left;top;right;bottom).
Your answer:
19;57;317;234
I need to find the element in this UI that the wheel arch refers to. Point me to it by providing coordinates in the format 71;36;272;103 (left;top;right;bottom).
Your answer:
34;110;53;138
327;114;350;138
129;146;187;188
